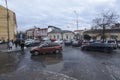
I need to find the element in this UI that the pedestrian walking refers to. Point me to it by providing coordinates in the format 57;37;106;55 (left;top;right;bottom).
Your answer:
14;39;18;48
20;40;25;51
9;41;13;50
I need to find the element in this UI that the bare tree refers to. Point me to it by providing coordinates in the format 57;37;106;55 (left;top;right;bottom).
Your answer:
92;10;119;42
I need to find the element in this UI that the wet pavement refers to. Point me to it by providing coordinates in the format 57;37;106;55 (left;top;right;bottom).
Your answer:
0;46;120;80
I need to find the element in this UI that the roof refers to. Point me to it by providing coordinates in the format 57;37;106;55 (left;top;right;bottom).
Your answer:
84;29;120;34
48;26;61;30
48;29;62;33
26;28;35;31
62;30;73;33
48;30;73;34
26;28;48;32
40;28;48;30
0;5;14;13
74;30;83;32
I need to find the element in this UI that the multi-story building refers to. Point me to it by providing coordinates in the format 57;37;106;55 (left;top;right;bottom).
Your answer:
26;27;48;39
0;5;17;41
26;28;35;39
37;28;48;39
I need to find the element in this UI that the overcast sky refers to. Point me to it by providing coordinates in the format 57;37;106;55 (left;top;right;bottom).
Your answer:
0;0;120;31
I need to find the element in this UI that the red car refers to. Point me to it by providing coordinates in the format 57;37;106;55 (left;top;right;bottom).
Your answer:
30;42;62;56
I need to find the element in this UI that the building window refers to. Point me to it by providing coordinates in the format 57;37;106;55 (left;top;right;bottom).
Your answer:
57;35;59;39
66;34;68;39
50;35;52;39
110;35;118;39
54;35;56;39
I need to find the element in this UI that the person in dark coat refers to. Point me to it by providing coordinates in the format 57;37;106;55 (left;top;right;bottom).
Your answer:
20;40;25;51
14;39;19;48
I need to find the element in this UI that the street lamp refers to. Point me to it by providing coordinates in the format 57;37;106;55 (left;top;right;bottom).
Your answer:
74;10;78;30
5;0;10;43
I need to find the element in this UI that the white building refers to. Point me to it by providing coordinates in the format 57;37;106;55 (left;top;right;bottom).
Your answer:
48;26;74;40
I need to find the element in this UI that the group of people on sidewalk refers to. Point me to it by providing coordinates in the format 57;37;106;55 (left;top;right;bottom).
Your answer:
8;39;25;51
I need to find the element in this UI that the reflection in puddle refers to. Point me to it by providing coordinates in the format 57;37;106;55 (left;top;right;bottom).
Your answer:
31;53;63;65
31;53;63;72
0;52;23;74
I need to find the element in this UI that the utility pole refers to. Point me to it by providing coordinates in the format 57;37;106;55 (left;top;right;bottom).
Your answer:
74;10;79;40
5;0;10;43
74;10;78;30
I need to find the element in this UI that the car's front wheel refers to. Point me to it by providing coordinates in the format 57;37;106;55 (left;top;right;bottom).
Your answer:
55;50;61;54
32;51;39;56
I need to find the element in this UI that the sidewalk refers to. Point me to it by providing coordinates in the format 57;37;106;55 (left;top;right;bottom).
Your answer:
0;44;22;53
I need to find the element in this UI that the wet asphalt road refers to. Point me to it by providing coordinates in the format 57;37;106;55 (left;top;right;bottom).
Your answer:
0;45;120;80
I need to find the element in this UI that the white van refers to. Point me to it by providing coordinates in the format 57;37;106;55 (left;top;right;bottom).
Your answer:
106;40;117;49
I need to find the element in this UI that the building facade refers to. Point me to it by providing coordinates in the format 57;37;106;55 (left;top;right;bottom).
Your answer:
74;30;84;40
83;29;120;41
37;28;48;39
26;28;35;39
62;31;74;40
26;27;48;39
48;26;74;40
0;5;17;41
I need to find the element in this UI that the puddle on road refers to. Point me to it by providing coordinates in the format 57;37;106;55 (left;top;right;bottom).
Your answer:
30;53;63;65
0;52;23;74
0;52;78;80
0;51;63;74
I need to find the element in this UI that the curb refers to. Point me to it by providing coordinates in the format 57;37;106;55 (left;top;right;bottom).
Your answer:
0;49;21;53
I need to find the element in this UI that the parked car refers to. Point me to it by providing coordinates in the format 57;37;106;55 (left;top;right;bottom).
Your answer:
30;42;62;56
72;40;82;47
81;43;113;53
25;39;34;43
54;40;63;44
0;40;3;44
64;40;72;46
117;41;120;48
106;40;117;49
82;41;89;46
25;39;40;47
50;39;56;42
26;42;40;47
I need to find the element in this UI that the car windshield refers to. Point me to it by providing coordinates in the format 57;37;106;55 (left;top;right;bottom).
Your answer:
39;44;48;47
73;40;78;43
39;44;44;47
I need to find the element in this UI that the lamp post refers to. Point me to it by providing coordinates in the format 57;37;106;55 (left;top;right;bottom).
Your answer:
74;10;78;30
74;10;79;40
5;0;10;43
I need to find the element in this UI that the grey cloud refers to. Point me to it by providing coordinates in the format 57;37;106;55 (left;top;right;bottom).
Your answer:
0;0;120;31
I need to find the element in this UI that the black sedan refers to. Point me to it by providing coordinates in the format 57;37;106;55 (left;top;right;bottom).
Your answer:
81;43;113;53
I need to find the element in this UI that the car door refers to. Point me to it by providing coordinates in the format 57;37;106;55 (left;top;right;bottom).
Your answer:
90;43;99;51
93;43;101;51
44;43;56;53
48;43;56;53
89;44;96;51
40;44;50;53
96;43;105;51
